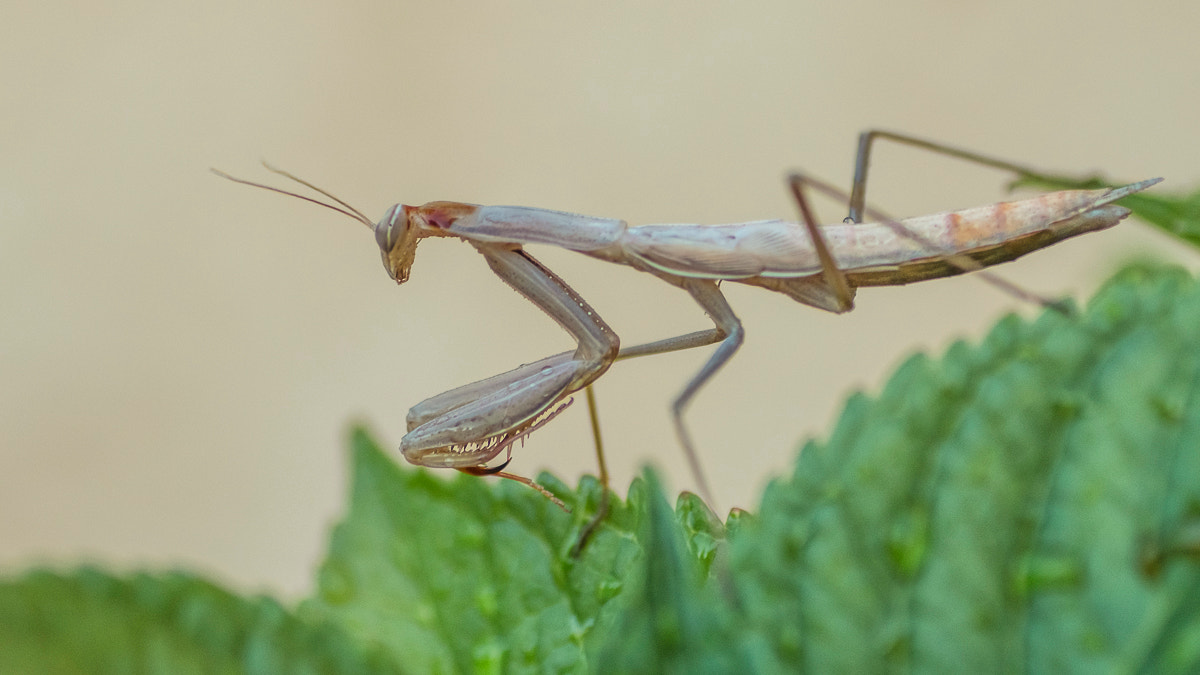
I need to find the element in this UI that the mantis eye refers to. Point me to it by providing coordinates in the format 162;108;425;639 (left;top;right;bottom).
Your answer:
375;204;418;283
374;204;407;253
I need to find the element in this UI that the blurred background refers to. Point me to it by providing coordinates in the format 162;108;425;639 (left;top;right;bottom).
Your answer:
3;1;1198;599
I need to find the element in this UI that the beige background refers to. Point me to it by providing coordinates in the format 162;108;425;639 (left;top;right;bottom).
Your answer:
3;1;1198;599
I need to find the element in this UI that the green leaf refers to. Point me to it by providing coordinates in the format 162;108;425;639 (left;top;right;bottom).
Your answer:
729;264;1200;672
590;470;742;674
0;567;400;675
299;429;669;674
4;264;1200;673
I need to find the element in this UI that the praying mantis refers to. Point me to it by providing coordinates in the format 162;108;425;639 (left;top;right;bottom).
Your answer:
216;130;1160;520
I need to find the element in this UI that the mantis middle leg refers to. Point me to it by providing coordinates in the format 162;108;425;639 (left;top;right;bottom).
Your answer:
585;174;856;507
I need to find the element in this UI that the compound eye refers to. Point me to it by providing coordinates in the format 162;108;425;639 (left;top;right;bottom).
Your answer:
374;205;406;252
374;220;391;251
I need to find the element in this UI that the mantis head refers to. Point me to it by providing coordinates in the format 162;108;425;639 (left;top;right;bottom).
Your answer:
373;201;478;283
374;204;420;283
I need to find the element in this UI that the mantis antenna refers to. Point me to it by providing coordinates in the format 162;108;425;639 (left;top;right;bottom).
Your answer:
211;165;373;228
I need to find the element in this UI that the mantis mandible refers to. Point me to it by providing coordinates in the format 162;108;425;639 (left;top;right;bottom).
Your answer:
216;130;1160;517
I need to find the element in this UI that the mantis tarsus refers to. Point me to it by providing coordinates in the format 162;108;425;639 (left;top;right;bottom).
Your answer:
216;130;1160;529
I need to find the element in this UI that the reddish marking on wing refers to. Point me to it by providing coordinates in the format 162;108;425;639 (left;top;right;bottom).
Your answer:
992;200;1010;235
945;210;968;249
948;201;1013;250
416;201;478;229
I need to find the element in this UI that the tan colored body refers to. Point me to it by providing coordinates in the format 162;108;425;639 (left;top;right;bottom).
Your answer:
390;180;1157;476
215;158;1159;508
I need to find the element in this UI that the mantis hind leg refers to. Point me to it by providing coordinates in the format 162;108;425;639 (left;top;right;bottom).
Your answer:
793;158;1065;311
846;129;1079;224
591;173;857;509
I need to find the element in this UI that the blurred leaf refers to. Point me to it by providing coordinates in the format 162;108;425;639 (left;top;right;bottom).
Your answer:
4;265;1200;673
591;470;742;674
729;263;1200;672
0;568;400;675
299;430;723;674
